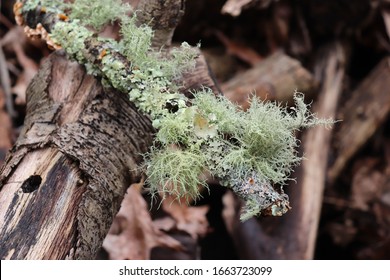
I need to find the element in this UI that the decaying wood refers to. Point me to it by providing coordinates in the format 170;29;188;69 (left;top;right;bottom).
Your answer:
221;51;318;109
328;57;390;183
0;0;221;260
229;42;346;259
136;0;185;48
0;52;154;259
182;54;221;95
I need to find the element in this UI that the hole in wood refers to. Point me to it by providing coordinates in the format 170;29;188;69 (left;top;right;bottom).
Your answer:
21;175;42;193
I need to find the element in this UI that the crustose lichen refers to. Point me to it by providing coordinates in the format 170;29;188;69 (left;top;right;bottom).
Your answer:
16;0;332;220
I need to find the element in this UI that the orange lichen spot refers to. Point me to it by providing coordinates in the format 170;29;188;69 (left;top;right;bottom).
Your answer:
46;35;62;50
98;49;107;60
248;178;255;185
58;13;69;21
13;2;24;25
13;1;23;15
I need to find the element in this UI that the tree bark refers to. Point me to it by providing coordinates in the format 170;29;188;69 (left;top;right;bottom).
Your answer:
0;52;154;259
136;0;185;48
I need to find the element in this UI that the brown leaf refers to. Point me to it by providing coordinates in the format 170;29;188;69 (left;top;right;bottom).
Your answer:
1;27;39;105
161;195;209;240
11;42;38;105
103;181;183;260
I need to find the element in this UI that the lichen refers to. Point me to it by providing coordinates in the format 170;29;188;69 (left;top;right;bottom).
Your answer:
18;0;333;220
70;0;131;30
146;89;328;219
146;146;208;203
50;20;93;64
22;0;70;14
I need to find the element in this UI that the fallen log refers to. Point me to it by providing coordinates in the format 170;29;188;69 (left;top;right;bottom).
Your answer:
328;56;390;183
0;53;154;259
221;51;318;109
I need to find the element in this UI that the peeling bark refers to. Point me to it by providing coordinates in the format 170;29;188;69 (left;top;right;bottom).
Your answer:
0;53;154;259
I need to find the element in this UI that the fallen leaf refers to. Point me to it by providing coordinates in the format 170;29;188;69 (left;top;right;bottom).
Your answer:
103;181;183;260
11;42;38;105
161;195;209;240
1;27;39;105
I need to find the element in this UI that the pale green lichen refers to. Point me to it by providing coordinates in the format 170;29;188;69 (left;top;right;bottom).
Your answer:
70;0;131;30
120;16;154;65
146;146;208;203
146;89;329;219
22;0;70;14
20;0;333;220
51;20;93;64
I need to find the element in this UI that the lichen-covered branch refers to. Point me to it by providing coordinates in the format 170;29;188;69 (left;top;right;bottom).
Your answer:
15;0;331;220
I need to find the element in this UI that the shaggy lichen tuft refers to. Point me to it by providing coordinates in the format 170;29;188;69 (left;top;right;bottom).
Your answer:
146;147;208;203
